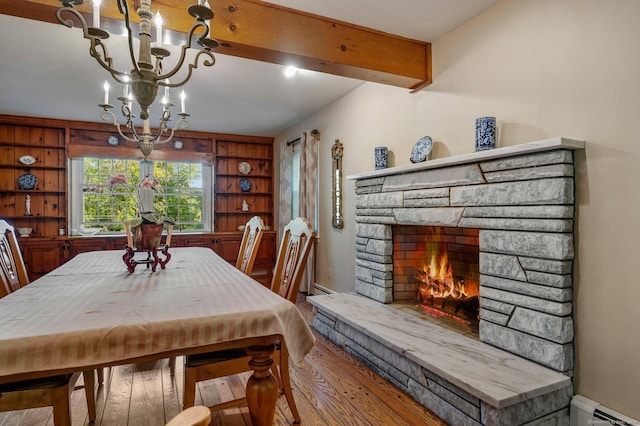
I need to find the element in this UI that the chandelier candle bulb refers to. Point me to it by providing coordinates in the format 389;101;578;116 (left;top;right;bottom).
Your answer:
155;12;163;48
92;0;101;28
103;80;109;104
180;90;186;113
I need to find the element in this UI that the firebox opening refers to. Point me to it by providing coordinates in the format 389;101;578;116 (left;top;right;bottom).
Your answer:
393;226;480;335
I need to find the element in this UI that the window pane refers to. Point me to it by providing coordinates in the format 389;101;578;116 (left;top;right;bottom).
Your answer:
79;158;207;232
82;158;140;231
153;161;205;231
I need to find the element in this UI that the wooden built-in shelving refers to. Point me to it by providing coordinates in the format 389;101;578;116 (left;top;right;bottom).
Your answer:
0;115;277;284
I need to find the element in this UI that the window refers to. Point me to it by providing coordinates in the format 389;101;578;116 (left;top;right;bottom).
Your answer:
70;158;212;233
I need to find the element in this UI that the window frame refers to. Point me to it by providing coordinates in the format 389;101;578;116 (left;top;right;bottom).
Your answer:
69;157;214;233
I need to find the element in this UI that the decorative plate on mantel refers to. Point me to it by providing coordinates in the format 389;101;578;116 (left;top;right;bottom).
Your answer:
410;136;433;163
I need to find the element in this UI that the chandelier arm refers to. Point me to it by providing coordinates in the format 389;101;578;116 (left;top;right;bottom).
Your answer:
56;7;90;35
156;21;211;82
117;0;142;76
88;40;127;82
158;50;216;88
155;115;190;145
100;109;139;143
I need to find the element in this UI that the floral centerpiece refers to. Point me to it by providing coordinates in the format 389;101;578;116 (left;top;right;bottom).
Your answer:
107;173;175;251
107;173;175;228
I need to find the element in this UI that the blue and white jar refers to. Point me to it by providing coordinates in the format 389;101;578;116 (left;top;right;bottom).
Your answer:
475;116;497;151
374;146;389;170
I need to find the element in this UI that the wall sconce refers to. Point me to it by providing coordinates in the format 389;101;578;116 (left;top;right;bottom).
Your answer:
173;140;183;150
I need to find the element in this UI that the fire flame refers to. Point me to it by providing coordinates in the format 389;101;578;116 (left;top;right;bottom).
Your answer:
417;252;467;300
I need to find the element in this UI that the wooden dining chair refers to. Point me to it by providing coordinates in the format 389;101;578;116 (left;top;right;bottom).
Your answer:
182;217;316;424
165;405;211;426
235;215;266;276
0;219;97;426
0;219;29;297
168;216;265;375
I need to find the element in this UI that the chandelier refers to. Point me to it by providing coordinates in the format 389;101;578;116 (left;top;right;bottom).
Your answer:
56;0;218;160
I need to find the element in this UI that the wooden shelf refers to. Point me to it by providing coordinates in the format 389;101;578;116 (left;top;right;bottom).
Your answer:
0;123;67;238
0;142;65;149
2;215;66;219
1;189;66;194
0;164;66;170
214;138;274;232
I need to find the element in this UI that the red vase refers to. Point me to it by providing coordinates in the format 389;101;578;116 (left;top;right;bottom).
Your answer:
133;223;164;250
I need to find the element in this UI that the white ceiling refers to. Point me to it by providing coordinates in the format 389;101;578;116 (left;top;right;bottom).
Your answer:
0;0;498;136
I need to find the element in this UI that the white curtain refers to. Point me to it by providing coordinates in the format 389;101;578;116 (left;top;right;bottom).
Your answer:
278;139;293;237
298;130;318;293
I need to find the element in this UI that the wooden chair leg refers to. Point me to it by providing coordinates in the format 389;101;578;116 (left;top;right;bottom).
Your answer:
51;385;72;426
183;365;197;409
83;370;97;422
97;368;104;385
271;364;283;392
280;346;301;424
169;357;176;376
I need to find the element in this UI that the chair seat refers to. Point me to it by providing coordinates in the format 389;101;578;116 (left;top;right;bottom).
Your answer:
0;374;73;392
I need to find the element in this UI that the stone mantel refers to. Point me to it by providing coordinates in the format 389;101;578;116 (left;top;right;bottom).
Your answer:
347;137;584;181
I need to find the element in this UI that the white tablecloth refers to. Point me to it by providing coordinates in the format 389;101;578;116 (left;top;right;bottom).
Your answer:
0;247;315;379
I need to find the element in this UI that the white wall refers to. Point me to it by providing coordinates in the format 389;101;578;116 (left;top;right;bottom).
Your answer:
276;0;640;418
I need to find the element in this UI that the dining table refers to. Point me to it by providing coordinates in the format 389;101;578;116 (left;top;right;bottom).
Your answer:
0;246;316;425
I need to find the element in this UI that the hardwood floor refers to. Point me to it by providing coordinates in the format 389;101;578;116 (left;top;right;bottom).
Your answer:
0;295;446;425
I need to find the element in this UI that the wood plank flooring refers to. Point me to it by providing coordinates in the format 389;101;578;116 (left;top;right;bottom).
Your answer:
0;295;446;425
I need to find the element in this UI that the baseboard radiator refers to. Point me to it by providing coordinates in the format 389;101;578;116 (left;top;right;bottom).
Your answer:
571;395;638;426
312;283;335;295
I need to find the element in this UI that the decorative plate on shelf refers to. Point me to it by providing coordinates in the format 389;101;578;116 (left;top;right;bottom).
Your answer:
18;155;37;165
410;136;433;163
239;178;252;192
238;161;251;175
18;173;37;190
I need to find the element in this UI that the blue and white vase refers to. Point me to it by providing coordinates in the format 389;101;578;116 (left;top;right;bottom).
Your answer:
374;146;389;170
475;116;497;151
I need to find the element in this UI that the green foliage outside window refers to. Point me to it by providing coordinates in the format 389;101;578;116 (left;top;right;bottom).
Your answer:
82;158;204;232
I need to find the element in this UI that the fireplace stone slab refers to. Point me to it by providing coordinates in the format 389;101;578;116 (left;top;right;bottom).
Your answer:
309;292;572;425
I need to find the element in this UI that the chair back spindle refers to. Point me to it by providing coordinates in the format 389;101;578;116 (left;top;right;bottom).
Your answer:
271;217;316;303
236;216;266;276
0;219;30;297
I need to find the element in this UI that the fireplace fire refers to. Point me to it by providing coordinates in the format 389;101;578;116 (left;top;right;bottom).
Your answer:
393;226;480;332
416;251;479;328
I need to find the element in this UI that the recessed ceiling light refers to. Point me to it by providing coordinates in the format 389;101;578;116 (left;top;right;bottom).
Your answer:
283;66;298;78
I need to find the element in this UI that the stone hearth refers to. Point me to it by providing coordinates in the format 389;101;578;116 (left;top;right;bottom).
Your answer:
309;138;585;425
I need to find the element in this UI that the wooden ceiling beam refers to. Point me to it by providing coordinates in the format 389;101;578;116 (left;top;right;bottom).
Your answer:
2;0;431;90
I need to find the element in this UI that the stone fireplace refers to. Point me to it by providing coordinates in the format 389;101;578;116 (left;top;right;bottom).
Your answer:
309;138;585;425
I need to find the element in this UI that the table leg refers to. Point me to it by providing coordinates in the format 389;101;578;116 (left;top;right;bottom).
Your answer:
246;344;278;426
